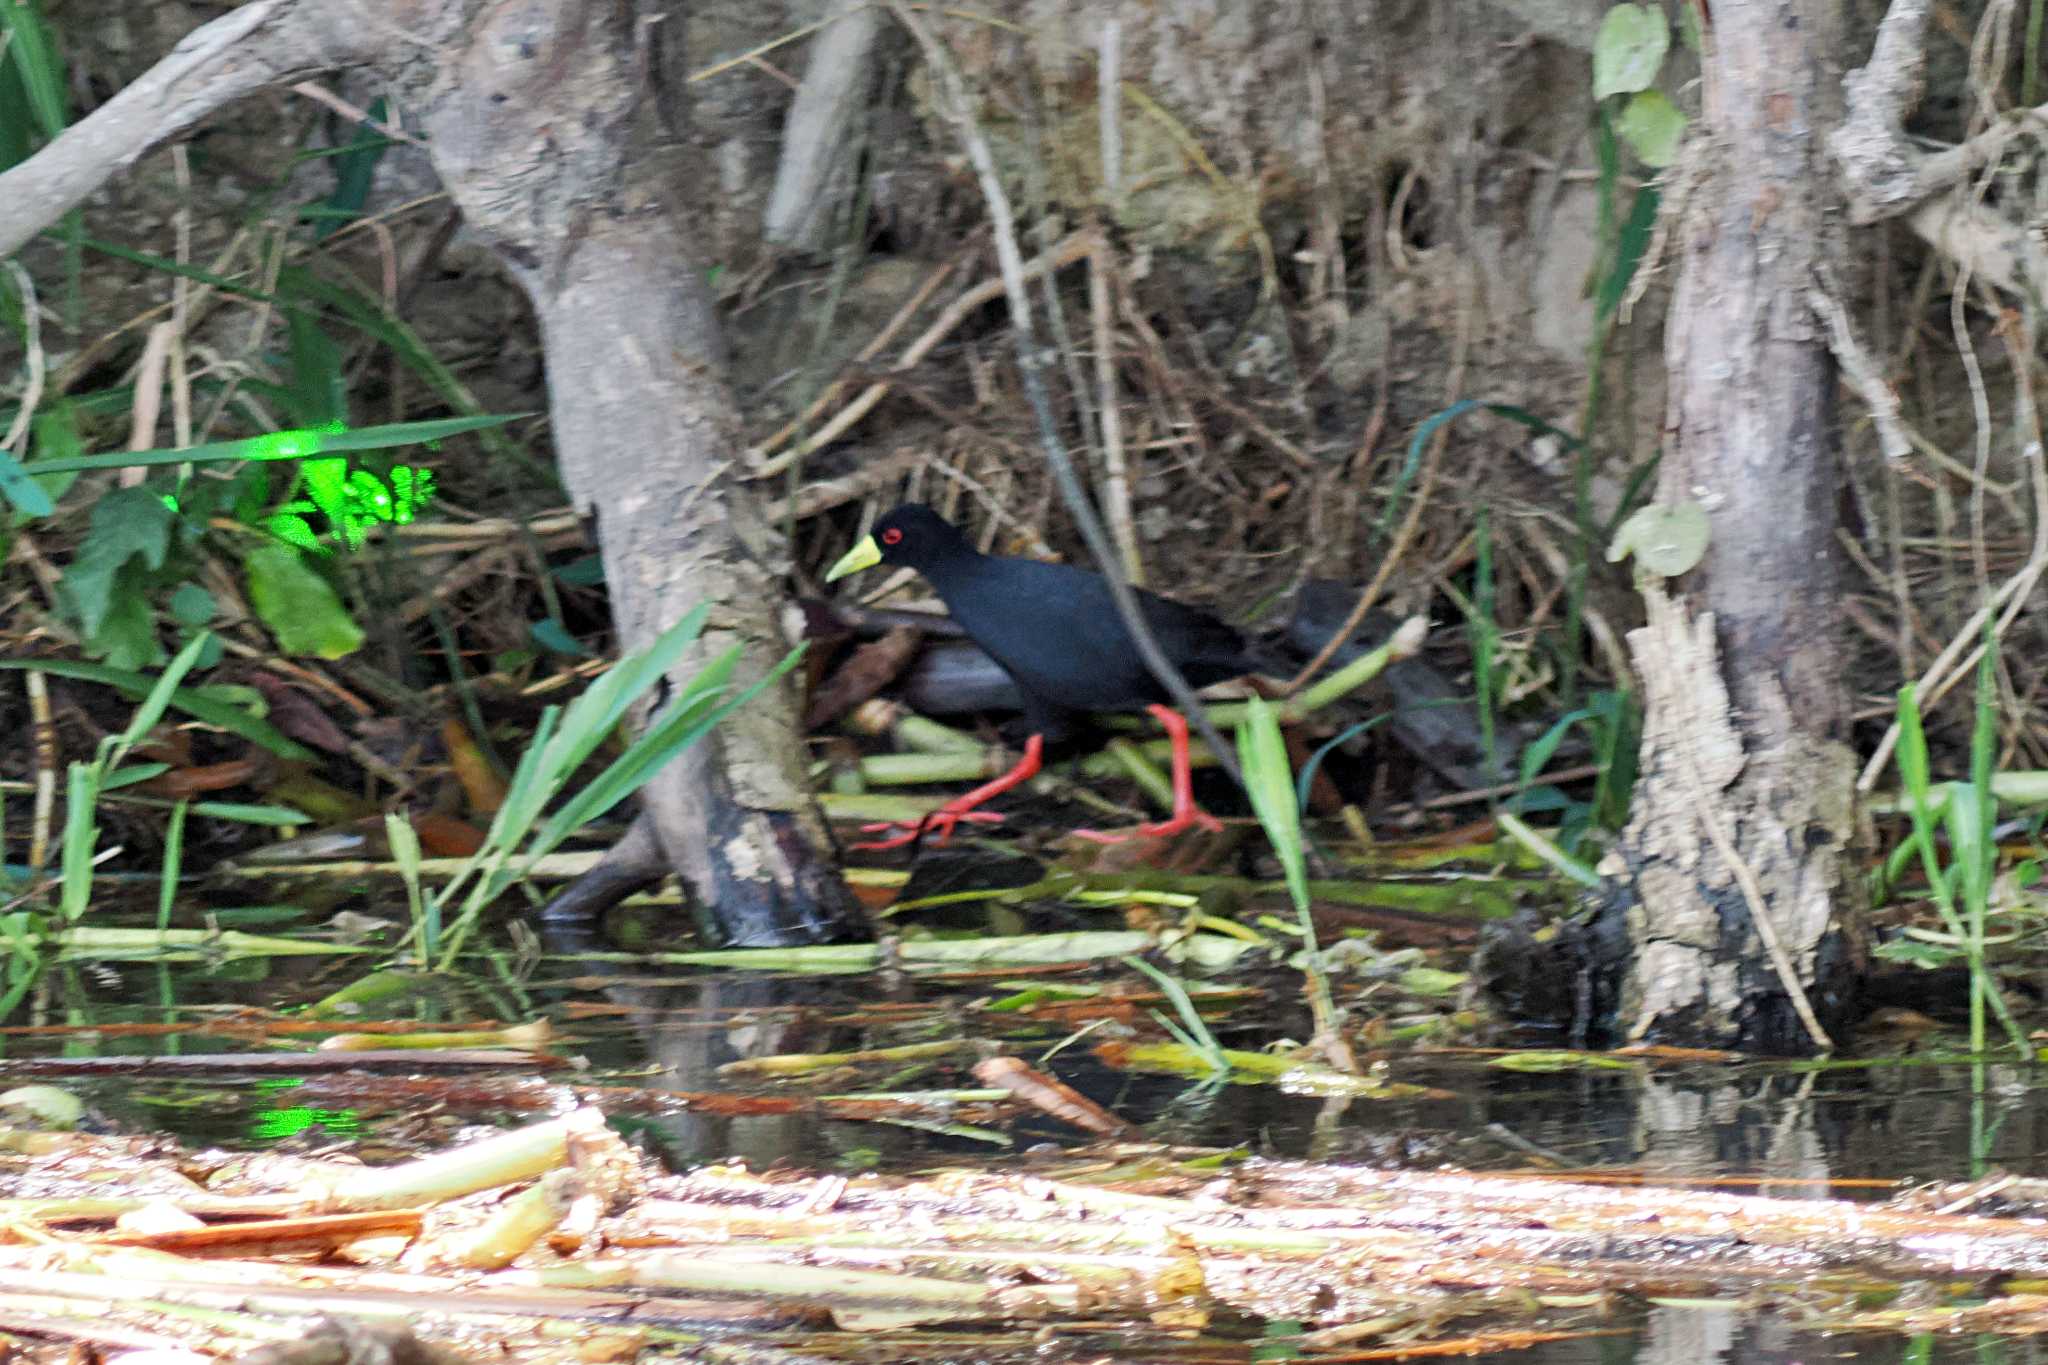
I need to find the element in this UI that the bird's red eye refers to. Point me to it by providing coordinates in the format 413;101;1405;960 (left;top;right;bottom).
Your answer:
882;527;904;545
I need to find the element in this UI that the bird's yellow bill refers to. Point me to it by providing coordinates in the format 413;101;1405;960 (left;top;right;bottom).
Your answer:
824;535;882;583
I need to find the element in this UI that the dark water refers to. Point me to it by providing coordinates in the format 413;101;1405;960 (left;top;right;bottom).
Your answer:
4;915;2046;1364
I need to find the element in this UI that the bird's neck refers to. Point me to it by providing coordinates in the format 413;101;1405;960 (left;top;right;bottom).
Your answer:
920;539;986;580
919;544;998;612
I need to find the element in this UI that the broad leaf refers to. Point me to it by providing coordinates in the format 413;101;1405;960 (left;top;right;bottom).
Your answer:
1616;89;1685;166
246;544;364;659
1593;3;1669;99
64;488;178;638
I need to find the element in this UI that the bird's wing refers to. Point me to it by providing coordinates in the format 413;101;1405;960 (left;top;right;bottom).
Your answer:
1132;585;1258;682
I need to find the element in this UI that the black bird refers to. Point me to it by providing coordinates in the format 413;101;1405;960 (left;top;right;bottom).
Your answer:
824;503;1266;848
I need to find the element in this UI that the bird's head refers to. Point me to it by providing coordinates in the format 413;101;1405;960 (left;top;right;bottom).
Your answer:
824;504;967;581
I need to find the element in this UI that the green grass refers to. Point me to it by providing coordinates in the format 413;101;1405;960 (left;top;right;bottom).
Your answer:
1884;634;2030;1057
1237;695;1344;1051
406;607;806;967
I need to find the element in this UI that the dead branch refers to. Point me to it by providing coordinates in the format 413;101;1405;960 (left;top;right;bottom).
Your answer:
0;0;395;259
1834;0;2048;224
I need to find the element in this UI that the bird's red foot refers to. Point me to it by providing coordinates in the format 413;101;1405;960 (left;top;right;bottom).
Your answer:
1075;704;1223;843
1072;807;1225;844
848;734;1045;852
851;809;1006;851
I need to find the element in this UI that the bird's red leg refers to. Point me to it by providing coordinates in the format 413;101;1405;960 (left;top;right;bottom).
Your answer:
1075;705;1225;843
853;734;1044;851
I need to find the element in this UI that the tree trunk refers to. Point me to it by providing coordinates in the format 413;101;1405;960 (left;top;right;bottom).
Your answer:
1611;0;1861;1051
412;0;861;946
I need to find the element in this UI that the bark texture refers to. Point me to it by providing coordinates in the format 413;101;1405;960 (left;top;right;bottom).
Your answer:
408;0;860;945
1613;0;1860;1051
0;0;862;945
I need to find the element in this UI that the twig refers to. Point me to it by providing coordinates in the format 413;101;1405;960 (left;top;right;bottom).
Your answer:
169;142;194;460
1;261;44;454
1855;165;2048;784
121;321;174;486
0;0;383;259
1677;737;1832;1052
1282;266;1475;695
1088;234;1139;580
1097;19;1122;211
753;253;962;457
289;79;427;147
886;1;1245;791
686;7;881;85
746;232;1093;478
762;3;883;247
25;668;53;875
1810;267;1910;460
1834;0;2048;225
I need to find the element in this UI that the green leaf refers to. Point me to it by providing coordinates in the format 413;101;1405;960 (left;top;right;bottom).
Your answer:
85;589;161;670
0;28;34;171
1593;3;1669;99
114;631;213;761
1397;967;1468;998
1489;1049;1639;1072
530;617;592;657
0;444;54;518
264;512;323;551
168;583;216;626
1606;500;1710;577
553;554;606;587
1616;89;1686;166
1237;697;1309;914
65;234;280;303
0;660;314;759
531;643;806;872
189;802;314;825
286;309;348;428
63;488;178;638
0;0;68;140
102;763;172;790
277;268;538;476
0;397;76;518
245;544;364;659
59;761;96;921
1595;186;1660;324
314;97;393;240
1871;936;1962;970
27;400;80;489
26;413;527;474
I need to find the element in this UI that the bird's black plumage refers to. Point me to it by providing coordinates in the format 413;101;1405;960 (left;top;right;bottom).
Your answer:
842;504;1262;737
824;503;1263;847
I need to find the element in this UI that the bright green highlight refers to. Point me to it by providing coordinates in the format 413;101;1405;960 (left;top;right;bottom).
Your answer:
265;458;438;552
14;413;522;477
244;421;346;461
